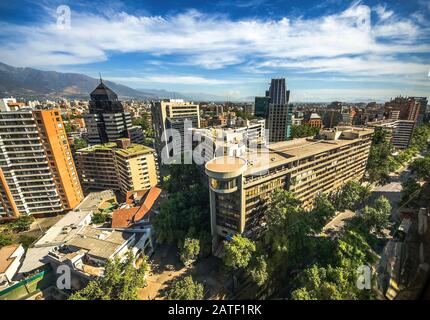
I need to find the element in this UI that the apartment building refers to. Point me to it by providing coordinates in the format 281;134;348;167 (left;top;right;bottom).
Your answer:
384;96;424;123
367;119;415;149
0;108;83;217
151;99;200;163
303;113;323;128
85;80;144;145
205;126;373;251
76;139;159;195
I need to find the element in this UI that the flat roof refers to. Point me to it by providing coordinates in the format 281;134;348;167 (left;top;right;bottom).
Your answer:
66;228;132;260
78;143;153;157
206;156;247;173
243;127;373;176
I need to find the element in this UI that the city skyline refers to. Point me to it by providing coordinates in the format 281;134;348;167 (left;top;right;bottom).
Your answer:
0;0;429;101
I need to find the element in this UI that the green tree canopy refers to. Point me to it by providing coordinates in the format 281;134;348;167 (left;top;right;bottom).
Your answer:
0;233;13;248
410;156;430;181
166;276;204;300
10;216;34;233
223;234;256;270
399;178;421;208
358;196;391;235
333;181;371;211
73;138;88;150
291;125;320;139
179;237;200;267
366;128;393;185
248;254;269;287
69;252;149;300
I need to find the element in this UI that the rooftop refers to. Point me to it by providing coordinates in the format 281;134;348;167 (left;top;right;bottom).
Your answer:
111;187;162;229
0;244;21;274
242;127;374;176
64;227;133;260
78;142;154;157
206;156;247;174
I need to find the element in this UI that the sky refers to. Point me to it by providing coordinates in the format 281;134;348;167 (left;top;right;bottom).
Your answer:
0;0;429;102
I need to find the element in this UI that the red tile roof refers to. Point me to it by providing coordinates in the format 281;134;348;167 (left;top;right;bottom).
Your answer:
111;187;162;229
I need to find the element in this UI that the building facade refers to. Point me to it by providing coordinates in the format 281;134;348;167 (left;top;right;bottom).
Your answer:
205;127;373;251
151;99;200;163
304;113;323;128
76;139;159;195
84;80;144;145
368;119;415;149
257;78;292;142
0;109;83;217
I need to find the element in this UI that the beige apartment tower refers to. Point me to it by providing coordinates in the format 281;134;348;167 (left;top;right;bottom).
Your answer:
76;139;159;195
205;127;374;252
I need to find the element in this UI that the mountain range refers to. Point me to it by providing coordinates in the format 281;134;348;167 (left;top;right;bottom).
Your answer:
0;62;249;102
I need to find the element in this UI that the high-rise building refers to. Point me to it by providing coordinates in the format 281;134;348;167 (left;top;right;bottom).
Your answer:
151;99;200;162
0;108;83;217
257;78;292;142
76;139;159;195
384;96;423;123
367;119;415;149
254;96;270;118
84;80;144;145
204;126;373;251
411;97;428;123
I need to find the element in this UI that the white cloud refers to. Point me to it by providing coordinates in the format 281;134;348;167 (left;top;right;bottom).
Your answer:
251;56;430;76
374;4;394;21
0;1;428;82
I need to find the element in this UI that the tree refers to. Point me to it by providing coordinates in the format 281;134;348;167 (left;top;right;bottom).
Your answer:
69;252;149;300
366;129;393;185
223;235;256;270
410;156;430;181
291;125;320;139
0;233;13;248
132;114;151;133
73;138;88;150
179;237;200;267
333;181;370;211
264;189;314;273
166;276;204;300
248;255;269;287
399;178;421;207
91;212;110;224
308;194;336;233
358;196;391;235
10;216;34;233
409;124;430;152
153;164;210;254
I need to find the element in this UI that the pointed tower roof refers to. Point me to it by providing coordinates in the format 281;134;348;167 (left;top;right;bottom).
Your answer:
90;78;119;101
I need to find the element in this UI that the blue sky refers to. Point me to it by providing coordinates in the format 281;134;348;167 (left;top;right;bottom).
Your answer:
0;0;429;101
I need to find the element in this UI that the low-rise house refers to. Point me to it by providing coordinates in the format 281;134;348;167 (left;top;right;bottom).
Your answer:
18;190;116;275
111;187;163;229
47;226;153;289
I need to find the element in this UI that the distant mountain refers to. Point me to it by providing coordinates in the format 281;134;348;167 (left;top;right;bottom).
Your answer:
0;62;158;99
0;62;252;102
137;89;253;102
